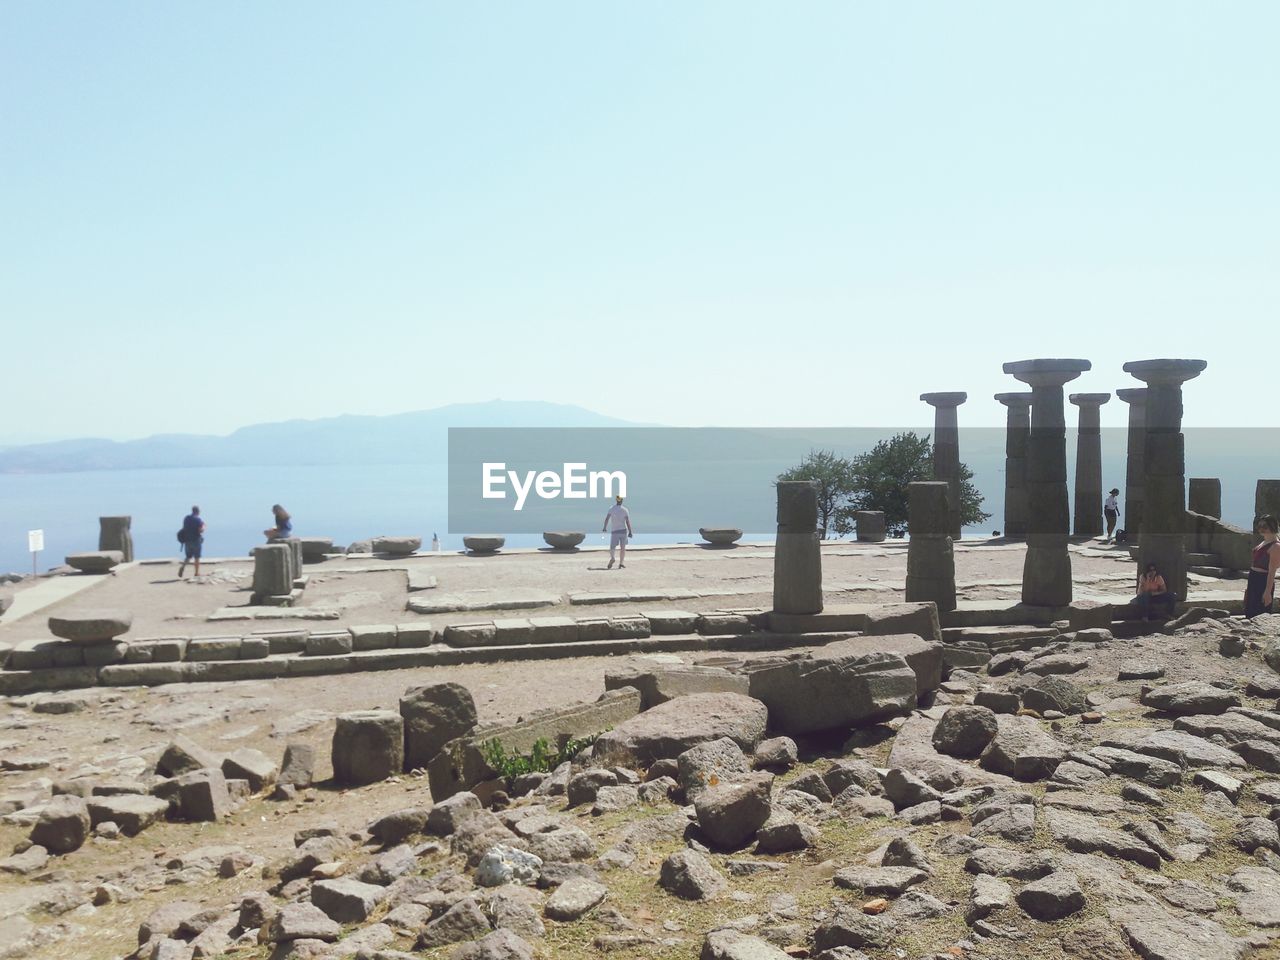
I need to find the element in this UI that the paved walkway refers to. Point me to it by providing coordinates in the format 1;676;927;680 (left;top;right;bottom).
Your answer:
0;566;128;629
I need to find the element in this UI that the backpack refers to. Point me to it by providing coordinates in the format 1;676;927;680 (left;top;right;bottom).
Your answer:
177;528;188;544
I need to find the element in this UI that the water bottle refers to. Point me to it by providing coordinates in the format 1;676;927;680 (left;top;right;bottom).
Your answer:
431;533;440;552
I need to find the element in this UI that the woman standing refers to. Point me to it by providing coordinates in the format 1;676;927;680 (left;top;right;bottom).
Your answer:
264;504;293;541
1104;488;1121;543
1245;515;1279;618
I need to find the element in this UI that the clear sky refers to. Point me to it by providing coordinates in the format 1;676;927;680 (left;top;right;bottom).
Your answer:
2;2;1274;443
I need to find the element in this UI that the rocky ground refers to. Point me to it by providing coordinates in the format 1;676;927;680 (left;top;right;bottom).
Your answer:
3;546;1280;960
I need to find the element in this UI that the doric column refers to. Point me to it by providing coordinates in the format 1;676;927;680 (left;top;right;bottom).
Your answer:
919;392;967;540
1069;393;1110;539
1003;359;1091;606
773;480;822;614
1122;359;1207;601
1116;388;1148;540
995;393;1033;539
905;481;956;612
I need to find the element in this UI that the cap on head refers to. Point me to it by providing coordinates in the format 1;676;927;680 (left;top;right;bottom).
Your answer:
616;495;624;504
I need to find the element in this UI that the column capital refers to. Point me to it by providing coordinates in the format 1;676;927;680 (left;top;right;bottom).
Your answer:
919;391;967;407
1069;392;1111;407
1122;358;1207;386
1116;387;1148;405
994;391;1033;408
1003;358;1090;388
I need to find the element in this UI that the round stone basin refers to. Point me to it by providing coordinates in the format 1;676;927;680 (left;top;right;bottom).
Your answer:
65;551;124;574
48;609;133;645
464;536;505;554
543;532;586;550
699;528;743;546
372;536;422;556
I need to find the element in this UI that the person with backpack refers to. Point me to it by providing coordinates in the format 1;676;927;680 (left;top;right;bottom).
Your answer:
178;506;206;579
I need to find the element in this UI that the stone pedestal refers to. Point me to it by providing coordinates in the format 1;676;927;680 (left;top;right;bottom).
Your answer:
773;481;822;615
1003;359;1091;606
920;392;967;540
1122;359;1207;602
331;710;404;786
269;538;302;584
995;392;1033;539
98;516;134;563
855;511;887;543
1116;388;1148;539
906;481;956;612
1070;393;1110;538
1188;479;1222;519
1257;480;1280;528
251;544;294;603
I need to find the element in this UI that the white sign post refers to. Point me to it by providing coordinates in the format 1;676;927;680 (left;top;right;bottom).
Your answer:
27;529;43;578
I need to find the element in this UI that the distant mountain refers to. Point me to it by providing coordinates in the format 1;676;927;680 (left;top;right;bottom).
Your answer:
0;401;644;473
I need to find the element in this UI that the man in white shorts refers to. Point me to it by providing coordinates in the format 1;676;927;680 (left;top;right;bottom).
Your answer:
603;495;633;569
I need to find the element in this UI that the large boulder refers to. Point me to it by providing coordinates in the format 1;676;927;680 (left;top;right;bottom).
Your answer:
746;644;917;735
862;601;943;644
931;705;999;759
693;772;773;849
29;795;91;853
677;738;751;802
593;693;768;767
1141;682;1240;716
400;682;478;772
332;710;404;786
48;609;132;645
979;714;1066;781
372;536;421;555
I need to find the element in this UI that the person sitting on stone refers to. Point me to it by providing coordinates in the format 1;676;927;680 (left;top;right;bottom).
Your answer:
1134;561;1175;620
264;504;293;541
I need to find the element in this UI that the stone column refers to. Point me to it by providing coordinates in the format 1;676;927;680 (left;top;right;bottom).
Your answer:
1116;388;1148;540
1122;359;1207;602
995;392;1033;539
1003;359;1091;607
773;481;822;614
1257;480;1280;528
98;516;134;563
251;544;294;603
906;481;956;612
270;537;303;584
1188;479;1222;519
1069;393;1110;538
919;392;967;540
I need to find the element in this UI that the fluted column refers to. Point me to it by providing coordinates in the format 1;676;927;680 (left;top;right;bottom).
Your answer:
995;392;1032;539
919;392;967;540
1003;359;1091;606
1122;359;1207;601
1116;388;1148;540
1070;393;1110;538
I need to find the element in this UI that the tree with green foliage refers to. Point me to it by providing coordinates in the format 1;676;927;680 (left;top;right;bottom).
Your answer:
849;431;989;537
775;449;859;538
777;433;989;539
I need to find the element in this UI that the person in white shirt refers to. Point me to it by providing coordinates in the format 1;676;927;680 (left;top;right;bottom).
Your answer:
602;495;633;569
1104;488;1121;543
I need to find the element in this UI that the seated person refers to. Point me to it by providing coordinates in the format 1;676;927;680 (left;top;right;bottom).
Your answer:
1134;562;1176;620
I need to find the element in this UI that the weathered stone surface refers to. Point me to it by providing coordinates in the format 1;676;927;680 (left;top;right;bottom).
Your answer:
428;792;484;836
746;645;916;735
29;795;91;853
266;902;341;943
451;929;535;960
834;866;928;896
753;737;798;771
967;874;1012;922
279;742;315;788
699;527;743;545
542;531;586;550
594;693;767;766
1016;870;1085;920
331;710;404;786
1141;682;1240;715
701;929;792;960
418;897;492;948
221;748;277;792
464;536;506;553
372;536;421;555
176;769;232;822
694;772;773;849
931;705;999;759
812;907;896;952
605;665;749;710
476;843;543;887
678;738;751;802
979;715;1065;781
659;849;727;900
774;481;822;615
86;795;167;836
754;810;818;853
401;682;478;772
48;609;132;644
1022;676;1085;716
1111;906;1247;960
1088;746;1182;788
544;877;607;920
311;877;387;923
1046;808;1160;868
